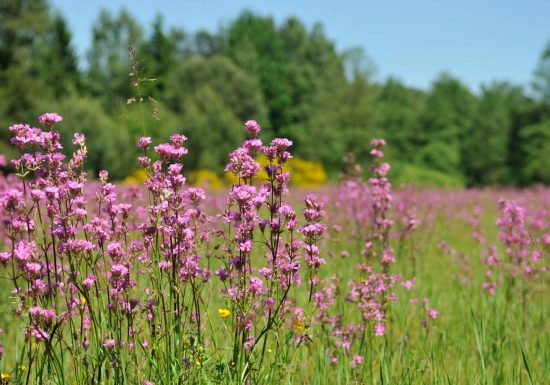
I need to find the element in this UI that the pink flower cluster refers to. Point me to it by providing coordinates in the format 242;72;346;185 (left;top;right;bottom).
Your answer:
481;199;546;295
314;138;436;367
0;113;216;381
216;120;326;368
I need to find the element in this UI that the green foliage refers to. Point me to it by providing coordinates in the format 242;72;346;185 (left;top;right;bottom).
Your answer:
414;140;462;175
86;8;143;110
37;94;136;179
417;73;477;174
166;55;268;170
166;55;267;124
179;86;246;171
139;14;178;100
37;13;80;97
391;162;465;188
533;40;550;103
463;82;527;186
376;78;425;163
518;120;550;184
0;5;550;186
224;11;289;132
0;0;54;129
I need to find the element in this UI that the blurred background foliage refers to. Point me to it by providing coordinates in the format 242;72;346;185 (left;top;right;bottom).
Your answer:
2;0;550;187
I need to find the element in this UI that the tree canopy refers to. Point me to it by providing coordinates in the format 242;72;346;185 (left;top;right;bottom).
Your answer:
1;1;550;186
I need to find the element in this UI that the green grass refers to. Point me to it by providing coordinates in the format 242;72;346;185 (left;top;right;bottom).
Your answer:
0;189;548;384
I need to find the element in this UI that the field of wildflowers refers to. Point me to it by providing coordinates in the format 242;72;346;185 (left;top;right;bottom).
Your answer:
0;114;548;384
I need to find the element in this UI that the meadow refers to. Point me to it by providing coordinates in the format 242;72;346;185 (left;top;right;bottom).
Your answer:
0;114;548;385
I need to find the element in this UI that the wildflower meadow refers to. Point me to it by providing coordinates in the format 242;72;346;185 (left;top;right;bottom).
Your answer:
0;113;547;385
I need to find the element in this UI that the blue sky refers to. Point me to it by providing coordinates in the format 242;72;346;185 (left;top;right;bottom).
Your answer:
50;0;550;91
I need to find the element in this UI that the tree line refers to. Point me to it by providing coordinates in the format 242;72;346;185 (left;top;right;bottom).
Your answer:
2;0;550;186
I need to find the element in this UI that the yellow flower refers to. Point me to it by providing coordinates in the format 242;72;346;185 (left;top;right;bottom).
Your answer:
293;319;304;332
1;373;10;379
189;169;224;190
182;336;190;346
18;365;27;372
195;359;201;366
122;168;149;185
218;308;230;318
80;296;86;305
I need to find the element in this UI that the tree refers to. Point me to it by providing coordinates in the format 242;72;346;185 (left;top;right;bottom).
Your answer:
533;40;550;103
193;29;224;57
416;73;476;175
140;15;177;99
37;93;136;179
165;55;268;171
224;11;289;132
462;82;527;185
376;77;425;162
0;0;52;129
86;8;143;110
518;120;550;184
38;13;80;96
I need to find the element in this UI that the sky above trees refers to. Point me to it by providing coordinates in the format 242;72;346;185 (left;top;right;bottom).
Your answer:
50;0;550;91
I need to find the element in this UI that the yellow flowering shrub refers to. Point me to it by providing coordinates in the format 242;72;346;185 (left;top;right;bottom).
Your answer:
122;168;149;185
121;158;326;188
225;156;327;188
188;169;224;190
287;157;327;188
